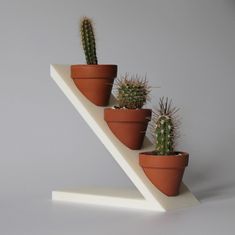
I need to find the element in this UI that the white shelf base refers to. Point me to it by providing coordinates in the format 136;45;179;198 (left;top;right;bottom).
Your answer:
52;189;160;211
50;64;199;212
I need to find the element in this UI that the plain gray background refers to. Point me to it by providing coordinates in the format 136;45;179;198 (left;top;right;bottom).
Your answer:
0;0;235;234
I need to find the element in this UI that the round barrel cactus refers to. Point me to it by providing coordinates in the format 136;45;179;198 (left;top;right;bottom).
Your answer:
116;74;150;109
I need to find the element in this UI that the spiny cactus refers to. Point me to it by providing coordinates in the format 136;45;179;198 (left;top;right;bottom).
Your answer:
80;17;98;64
154;97;179;155
115;74;150;109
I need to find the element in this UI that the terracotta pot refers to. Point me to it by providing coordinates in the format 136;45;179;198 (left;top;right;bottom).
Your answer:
139;152;189;196
104;108;152;150
71;64;117;106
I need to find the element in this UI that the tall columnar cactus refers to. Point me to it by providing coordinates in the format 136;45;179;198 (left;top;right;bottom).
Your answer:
116;74;150;109
155;115;174;155
154;97;179;155
80;17;98;64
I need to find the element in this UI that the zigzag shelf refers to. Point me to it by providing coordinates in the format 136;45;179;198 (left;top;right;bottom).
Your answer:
50;64;199;212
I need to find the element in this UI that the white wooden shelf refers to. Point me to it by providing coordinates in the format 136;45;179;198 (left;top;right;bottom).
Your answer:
50;64;199;212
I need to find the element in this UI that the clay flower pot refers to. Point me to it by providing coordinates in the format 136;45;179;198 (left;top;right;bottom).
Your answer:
104;108;152;150
139;152;189;196
71;65;117;106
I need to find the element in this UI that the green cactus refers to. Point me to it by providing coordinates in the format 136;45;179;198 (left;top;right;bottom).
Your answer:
80;17;98;64
154;97;179;155
116;74;150;109
155;115;174;155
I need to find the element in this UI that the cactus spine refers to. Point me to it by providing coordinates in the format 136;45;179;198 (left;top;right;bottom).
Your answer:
116;74;150;109
80;17;98;64
154;97;179;155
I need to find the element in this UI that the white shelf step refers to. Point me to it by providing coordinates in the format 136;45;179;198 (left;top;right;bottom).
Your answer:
52;188;158;211
50;64;199;212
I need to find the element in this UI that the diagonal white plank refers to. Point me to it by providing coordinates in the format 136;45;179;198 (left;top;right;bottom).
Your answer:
50;64;199;211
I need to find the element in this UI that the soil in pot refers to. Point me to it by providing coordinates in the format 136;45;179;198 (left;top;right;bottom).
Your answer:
139;152;189;196
71;64;117;106
104;108;152;150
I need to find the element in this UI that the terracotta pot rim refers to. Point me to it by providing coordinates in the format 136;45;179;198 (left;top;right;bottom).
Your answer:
71;64;117;68
139;151;188;157
71;64;117;80
139;151;189;169
104;107;152;112
104;108;152;123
